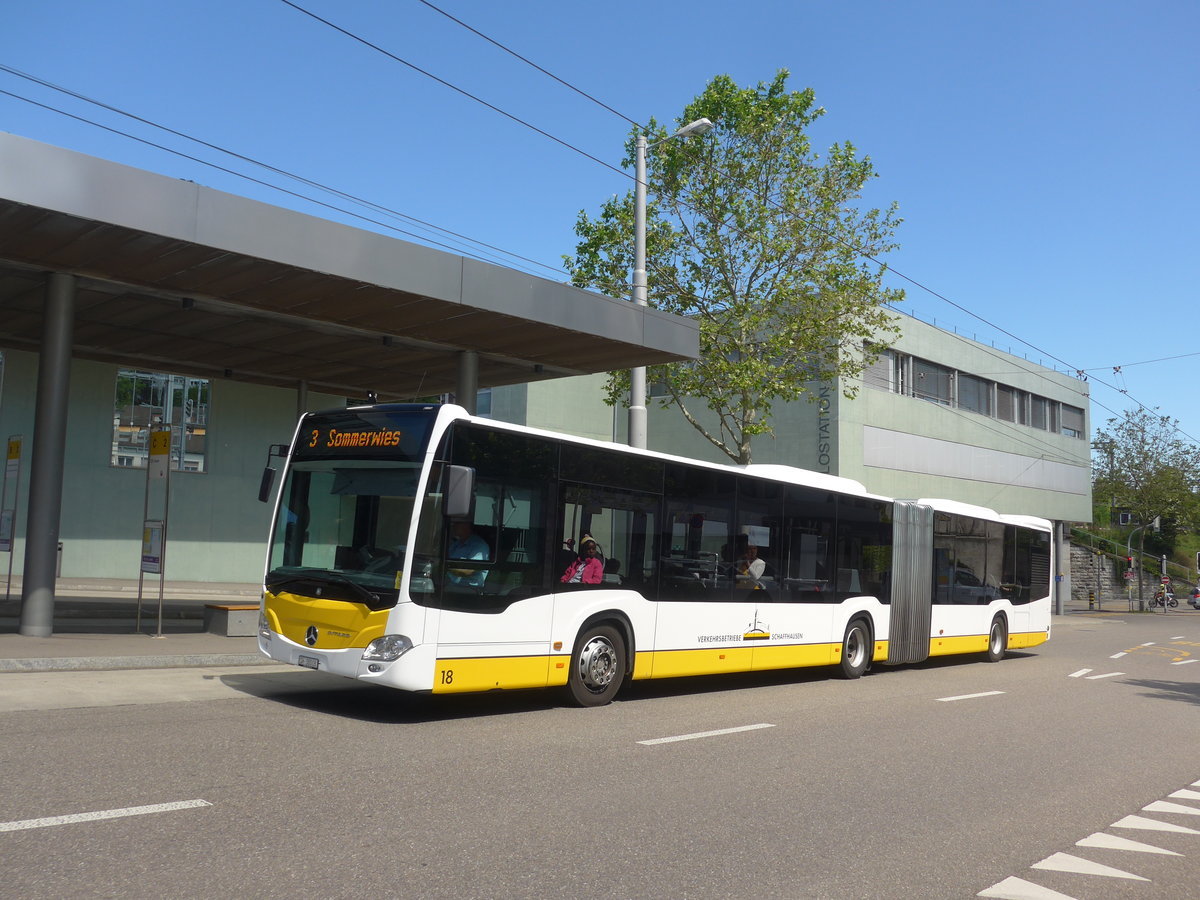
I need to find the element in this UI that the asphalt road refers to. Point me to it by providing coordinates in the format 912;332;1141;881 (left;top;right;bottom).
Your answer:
2;612;1199;900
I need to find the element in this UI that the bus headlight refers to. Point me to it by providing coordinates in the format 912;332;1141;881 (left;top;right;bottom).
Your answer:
258;613;272;641
362;634;414;662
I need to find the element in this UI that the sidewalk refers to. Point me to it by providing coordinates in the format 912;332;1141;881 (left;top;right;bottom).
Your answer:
0;578;268;673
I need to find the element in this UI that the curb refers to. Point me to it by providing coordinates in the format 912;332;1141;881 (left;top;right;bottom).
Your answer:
0;653;276;673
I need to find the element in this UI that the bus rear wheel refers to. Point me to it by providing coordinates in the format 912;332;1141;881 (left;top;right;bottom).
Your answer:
985;616;1007;662
837;618;871;679
567;625;626;707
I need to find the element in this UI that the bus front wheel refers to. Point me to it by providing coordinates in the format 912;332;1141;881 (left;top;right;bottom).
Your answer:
837;618;871;679
567;625;626;707
985;616;1007;663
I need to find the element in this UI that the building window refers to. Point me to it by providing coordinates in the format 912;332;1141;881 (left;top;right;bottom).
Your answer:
475;387;493;418
995;385;1015;422
1061;405;1085;439
1030;395;1049;431
863;348;896;392
911;358;952;406
112;369;209;473
956;372;993;416
859;345;1084;439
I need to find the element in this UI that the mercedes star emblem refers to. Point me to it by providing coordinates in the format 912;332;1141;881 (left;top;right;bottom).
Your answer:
305;625;318;646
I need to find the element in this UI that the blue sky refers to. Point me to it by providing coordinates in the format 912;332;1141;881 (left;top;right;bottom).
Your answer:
3;0;1198;448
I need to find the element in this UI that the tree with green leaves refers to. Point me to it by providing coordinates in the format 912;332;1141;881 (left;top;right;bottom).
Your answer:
1092;407;1200;566
565;70;904;464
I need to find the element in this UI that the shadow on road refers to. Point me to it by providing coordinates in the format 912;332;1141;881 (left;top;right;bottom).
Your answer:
217;649;1040;721
1124;677;1200;707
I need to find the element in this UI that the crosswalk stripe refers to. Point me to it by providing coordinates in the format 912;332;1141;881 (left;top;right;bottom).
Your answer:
1112;814;1200;834
977;875;1080;899
1142;800;1200;816
0;799;211;833
1076;831;1180;855
1170;789;1200;801
1031;851;1147;881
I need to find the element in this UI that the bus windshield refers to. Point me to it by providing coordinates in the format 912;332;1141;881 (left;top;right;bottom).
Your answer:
265;406;438;609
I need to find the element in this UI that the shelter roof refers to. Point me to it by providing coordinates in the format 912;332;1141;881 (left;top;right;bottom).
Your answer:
0;132;697;398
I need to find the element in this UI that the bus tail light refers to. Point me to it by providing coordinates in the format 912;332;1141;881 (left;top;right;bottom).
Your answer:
362;634;414;662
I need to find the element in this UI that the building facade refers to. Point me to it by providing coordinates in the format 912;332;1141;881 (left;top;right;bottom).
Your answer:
491;312;1093;525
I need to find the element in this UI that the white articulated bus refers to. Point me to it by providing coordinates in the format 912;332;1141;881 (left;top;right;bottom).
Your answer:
257;403;1052;706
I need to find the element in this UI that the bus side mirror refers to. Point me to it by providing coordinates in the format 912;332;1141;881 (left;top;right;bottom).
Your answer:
257;443;290;503
445;465;475;519
258;467;276;503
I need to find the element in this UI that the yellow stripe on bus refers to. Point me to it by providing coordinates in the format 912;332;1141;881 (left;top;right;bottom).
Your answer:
430;630;1048;696
750;642;839;670
637;641;886;680
642;646;756;678
928;630;1050;657
432;656;553;693
1009;631;1049;650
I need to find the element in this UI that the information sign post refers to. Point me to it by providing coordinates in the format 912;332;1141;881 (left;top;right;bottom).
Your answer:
135;427;172;636
1;435;23;600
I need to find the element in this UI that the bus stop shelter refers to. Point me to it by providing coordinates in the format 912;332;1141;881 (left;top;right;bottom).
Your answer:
0;132;699;635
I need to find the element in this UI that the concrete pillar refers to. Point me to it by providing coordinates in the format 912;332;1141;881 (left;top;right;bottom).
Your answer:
456;351;478;415
20;273;76;637
1054;521;1069;617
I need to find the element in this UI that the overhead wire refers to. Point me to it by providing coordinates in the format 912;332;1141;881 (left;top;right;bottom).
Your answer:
277;0;626;180
405;0;1198;444
5;3;1190;446
0;65;564;278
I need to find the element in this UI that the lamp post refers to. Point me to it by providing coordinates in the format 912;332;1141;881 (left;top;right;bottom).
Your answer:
628;117;714;450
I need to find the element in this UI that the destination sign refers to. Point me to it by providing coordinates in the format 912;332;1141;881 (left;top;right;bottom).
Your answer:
291;406;437;462
308;427;403;450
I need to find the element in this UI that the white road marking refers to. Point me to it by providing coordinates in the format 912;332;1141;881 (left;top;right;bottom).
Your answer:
1112;814;1200;835
1139;642;1156;647
1142;800;1200;816
1076;832;1179;855
1031;851;1147;881
1109;651;1127;658
1171;789;1200;801
936;690;1005;702
0;799;211;833
1171;635;1186;639
1084;672;1123;680
638;723;775;745
1067;668;1091;678
1172;659;1198;666
977;875;1079;899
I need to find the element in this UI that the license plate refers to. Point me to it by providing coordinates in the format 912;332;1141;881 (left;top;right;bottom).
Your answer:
298;655;320;670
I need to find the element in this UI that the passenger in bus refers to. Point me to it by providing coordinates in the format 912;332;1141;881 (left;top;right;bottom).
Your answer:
560;535;604;585
447;519;489;588
735;539;766;588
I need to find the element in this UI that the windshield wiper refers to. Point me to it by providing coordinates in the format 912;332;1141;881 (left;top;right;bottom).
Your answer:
266;569;392;610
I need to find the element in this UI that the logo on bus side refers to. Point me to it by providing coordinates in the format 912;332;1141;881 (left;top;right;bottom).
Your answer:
696;613;804;644
305;625;318;646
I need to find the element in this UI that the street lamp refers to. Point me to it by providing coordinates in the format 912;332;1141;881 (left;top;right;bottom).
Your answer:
629;117;714;450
